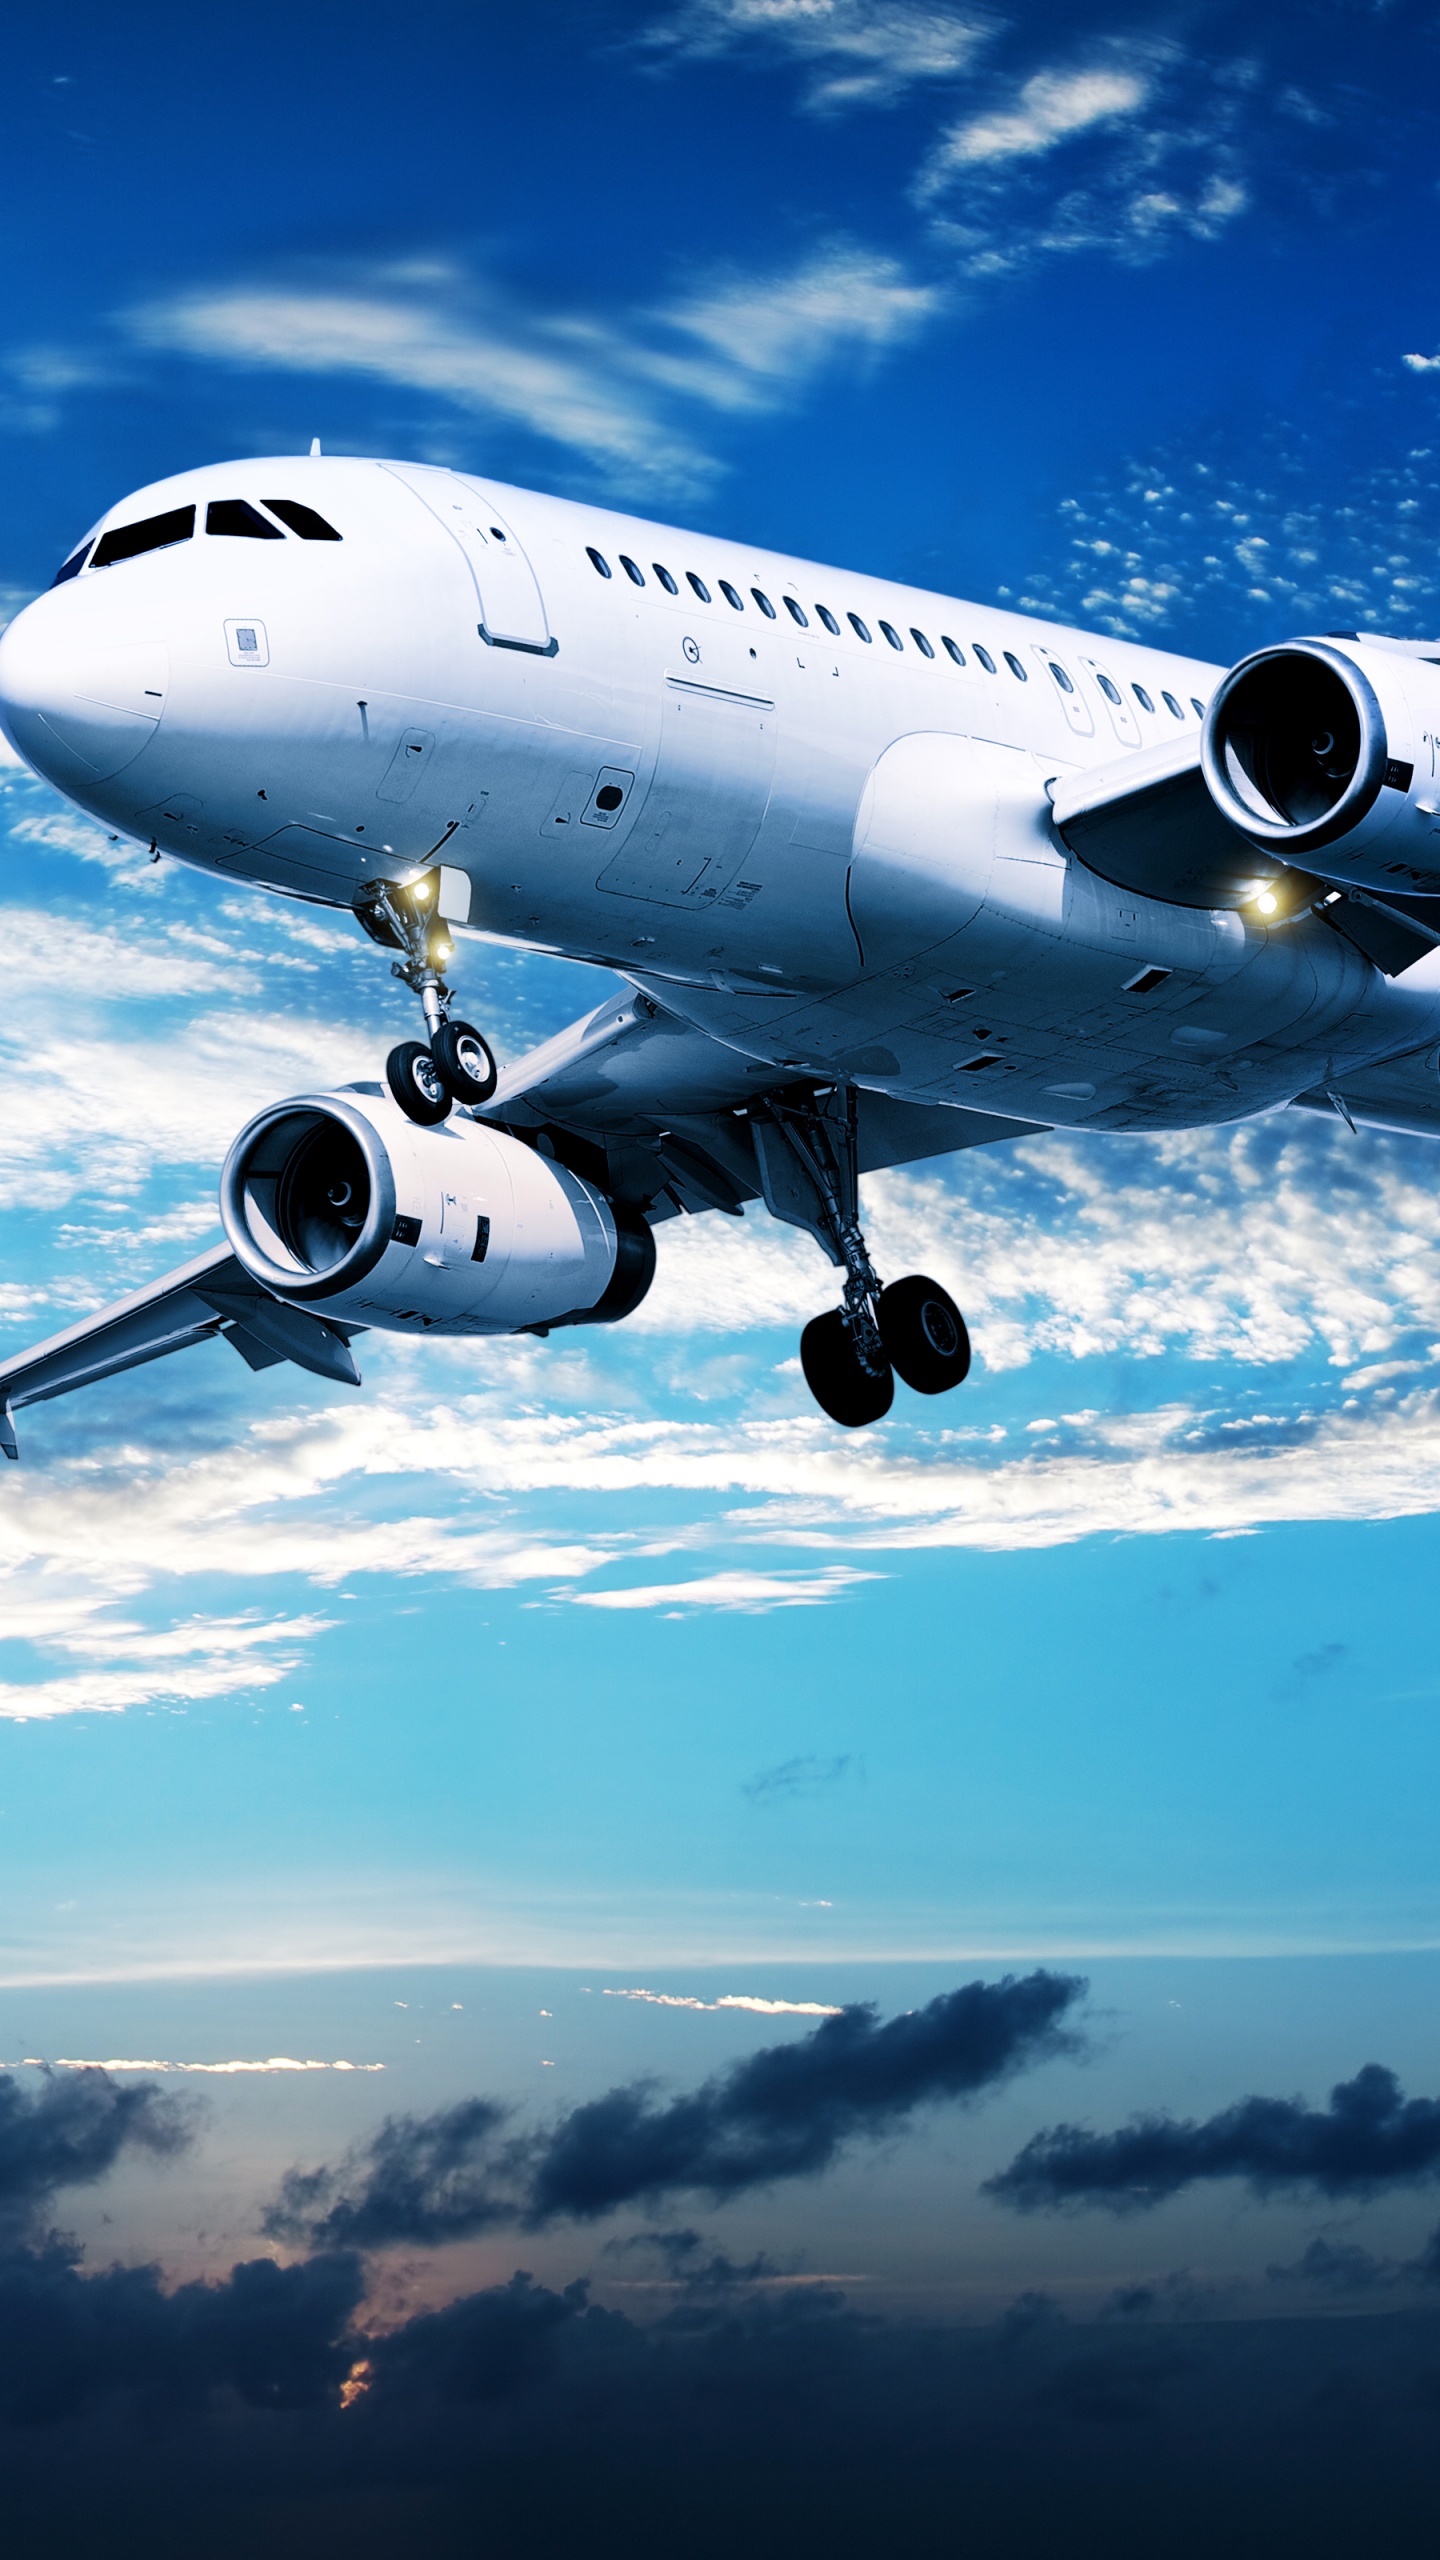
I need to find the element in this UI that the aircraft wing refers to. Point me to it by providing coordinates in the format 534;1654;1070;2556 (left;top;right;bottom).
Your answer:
1049;735;1440;976
482;986;1047;1221
0;997;1041;1455
0;1244;363;1460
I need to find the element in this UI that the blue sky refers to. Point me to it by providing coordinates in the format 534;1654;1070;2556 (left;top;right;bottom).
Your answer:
8;4;1440;2542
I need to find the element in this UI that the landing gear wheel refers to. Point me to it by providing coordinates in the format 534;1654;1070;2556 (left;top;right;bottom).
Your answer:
431;1018;498;1105
801;1309;894;1428
386;1040;451;1126
878;1274;970;1395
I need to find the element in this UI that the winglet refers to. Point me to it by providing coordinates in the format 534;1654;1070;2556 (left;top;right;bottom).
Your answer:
1;1403;18;1462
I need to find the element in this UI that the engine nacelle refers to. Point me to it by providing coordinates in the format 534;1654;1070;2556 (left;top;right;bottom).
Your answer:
219;1087;654;1336
1202;636;1440;895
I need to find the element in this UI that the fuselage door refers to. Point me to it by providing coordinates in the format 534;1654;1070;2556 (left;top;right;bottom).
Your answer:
383;465;552;652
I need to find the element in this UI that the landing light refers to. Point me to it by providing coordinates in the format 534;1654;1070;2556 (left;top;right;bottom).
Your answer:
1255;891;1278;916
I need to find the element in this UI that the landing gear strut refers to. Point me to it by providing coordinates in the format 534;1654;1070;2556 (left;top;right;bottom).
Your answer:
752;1087;971;1429
354;873;498;1126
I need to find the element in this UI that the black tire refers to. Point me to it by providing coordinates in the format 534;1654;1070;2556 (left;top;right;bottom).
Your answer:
878;1274;970;1395
432;1017;498;1104
800;1308;894;1428
386;1040;451;1125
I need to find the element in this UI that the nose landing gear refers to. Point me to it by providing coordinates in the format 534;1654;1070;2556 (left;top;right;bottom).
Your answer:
355;874;498;1126
752;1088;971;1429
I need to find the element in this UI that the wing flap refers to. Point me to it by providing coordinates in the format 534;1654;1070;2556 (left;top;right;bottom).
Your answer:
0;1244;364;1456
484;988;1046;1224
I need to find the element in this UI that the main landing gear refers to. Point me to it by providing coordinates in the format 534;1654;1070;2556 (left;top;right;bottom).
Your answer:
354;875;499;1127
752;1089;971;1430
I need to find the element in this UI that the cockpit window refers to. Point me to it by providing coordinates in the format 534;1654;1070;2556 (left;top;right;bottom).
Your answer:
263;498;342;541
90;505;195;569
207;499;283;540
51;541;92;586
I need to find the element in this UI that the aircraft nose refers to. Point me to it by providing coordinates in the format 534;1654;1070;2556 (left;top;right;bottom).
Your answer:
0;598;168;786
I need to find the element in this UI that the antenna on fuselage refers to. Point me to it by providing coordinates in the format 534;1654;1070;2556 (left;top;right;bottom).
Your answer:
310;437;321;457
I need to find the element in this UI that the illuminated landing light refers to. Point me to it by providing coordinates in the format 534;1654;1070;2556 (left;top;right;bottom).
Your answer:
1255;891;1278;916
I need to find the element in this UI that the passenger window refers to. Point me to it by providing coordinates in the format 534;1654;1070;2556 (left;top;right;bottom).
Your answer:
1191;696;1207;719
586;546;612;579
910;628;935;658
620;555;645;586
942;636;964;665
784;596;809;627
848;612;872;642
207;499;284;540
719;580;744;611
879;620;904;651
1004;651;1027;681
751;587;777;618
263;499;341;540
1162;690;1183;718
1133;685;1155;712
51;541;92;586
687;572;711;602
1096;672;1122;704
816;604;840;635
1048;661;1075;693
973;643;996;673
90;505;196;569
654;564;679;594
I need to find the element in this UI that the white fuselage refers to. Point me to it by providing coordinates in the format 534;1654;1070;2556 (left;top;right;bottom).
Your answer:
3;452;1438;1137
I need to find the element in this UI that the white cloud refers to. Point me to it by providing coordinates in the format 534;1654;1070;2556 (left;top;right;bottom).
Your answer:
0;1610;332;1723
659;248;941;400
637;0;989;112
19;2054;385;2072
913;44;1254;276
121;246;938;497
129;276;714;492
603;1986;842;2013
929;66;1148;171
561;1566;880;1610
1017;426;1440;640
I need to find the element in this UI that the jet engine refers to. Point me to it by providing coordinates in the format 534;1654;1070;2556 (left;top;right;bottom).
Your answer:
1202;636;1440;895
219;1086;654;1336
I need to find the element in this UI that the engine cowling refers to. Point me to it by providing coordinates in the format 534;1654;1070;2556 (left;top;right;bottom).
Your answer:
1202;637;1440;894
219;1087;654;1335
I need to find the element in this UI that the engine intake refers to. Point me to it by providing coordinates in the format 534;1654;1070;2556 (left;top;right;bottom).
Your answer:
1202;637;1440;893
220;1088;654;1335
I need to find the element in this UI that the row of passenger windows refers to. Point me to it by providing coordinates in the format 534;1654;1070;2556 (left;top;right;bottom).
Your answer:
583;543;1204;722
54;497;342;582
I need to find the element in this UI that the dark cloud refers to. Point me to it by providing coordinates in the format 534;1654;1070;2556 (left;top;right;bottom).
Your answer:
266;2098;509;2252
1268;2236;1401;2294
0;2239;363;2424
272;1974;1085;2249
988;2064;1440;2212
604;2226;793;2288
1269;2226;1440;2294
0;2069;188;2236
742;1753;853;1803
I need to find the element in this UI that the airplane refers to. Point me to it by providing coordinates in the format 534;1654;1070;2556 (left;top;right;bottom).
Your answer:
1;448;1439;1451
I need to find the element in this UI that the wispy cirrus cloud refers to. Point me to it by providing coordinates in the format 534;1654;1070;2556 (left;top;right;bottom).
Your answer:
914;43;1252;272
120;245;938;497
563;1569;878;1612
922;63;1150;175
636;0;991;113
